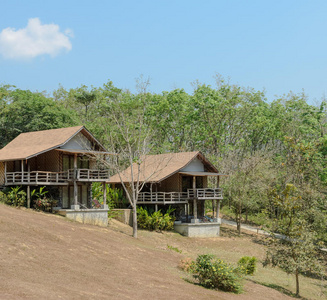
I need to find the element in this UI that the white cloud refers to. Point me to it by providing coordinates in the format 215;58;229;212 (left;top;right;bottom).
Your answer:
0;18;73;60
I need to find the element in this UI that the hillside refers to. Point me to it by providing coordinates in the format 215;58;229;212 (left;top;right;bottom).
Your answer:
0;204;304;299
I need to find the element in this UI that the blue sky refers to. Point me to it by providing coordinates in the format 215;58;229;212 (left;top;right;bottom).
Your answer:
1;0;327;103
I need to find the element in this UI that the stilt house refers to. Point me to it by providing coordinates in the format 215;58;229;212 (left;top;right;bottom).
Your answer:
0;126;111;211
109;151;224;223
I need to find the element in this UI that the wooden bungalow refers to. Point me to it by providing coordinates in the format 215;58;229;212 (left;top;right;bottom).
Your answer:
109;151;225;224
0;126;111;213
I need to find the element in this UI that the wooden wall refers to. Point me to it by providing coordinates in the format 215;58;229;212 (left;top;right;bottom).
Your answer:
157;173;180;192
35;150;60;172
0;162;4;185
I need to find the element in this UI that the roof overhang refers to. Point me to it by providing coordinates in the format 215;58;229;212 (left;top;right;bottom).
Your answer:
55;149;116;155
179;171;228;176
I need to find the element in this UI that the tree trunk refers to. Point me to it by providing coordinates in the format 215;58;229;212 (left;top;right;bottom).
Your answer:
236;215;241;235
295;268;300;297
132;205;138;238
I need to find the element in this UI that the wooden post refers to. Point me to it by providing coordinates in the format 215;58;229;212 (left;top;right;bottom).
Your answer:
27;161;30;183
4;161;7;184
72;153;78;209
193;199;197;220
21;160;24;183
193;176;198;221
27;185;30;209
73;180;78;206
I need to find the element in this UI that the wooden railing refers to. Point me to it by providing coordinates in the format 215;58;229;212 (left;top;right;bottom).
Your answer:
137;188;223;203
5;171;69;185
188;188;223;199
137;191;189;203
76;169;110;181
5;169;110;185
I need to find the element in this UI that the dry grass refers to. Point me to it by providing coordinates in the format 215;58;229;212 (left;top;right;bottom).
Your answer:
0;203;325;299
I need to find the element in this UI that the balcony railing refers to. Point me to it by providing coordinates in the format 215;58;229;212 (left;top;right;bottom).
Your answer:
137;188;223;204
5;171;69;185
187;188;223;199
5;169;110;185
77;169;110;181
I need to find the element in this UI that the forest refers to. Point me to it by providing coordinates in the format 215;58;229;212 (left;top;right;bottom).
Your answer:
1;75;327;247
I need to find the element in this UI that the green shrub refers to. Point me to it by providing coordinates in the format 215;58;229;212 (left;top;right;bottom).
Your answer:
237;256;257;275
167;244;182;253
0;191;8;203
179;257;196;273
193;254;243;294
137;206;175;231
5;186;26;207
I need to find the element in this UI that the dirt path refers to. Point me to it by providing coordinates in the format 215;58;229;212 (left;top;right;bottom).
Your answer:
0;204;294;299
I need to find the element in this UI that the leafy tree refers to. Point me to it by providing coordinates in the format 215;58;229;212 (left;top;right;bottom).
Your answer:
263;184;323;297
0;88;78;147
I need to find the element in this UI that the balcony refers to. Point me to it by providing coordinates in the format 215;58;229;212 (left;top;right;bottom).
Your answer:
137;188;223;204
5;169;110;185
76;169;110;182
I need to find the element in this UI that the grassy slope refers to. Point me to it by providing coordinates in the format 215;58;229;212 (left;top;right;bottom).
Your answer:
0;203;324;300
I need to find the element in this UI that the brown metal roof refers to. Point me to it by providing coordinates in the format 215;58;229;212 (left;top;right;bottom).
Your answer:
108;151;219;184
0;126;103;161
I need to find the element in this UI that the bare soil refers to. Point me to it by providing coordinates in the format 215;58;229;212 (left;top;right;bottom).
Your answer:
0;204;294;300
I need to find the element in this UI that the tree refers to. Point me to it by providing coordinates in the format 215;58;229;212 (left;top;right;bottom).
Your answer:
99;80;156;238
222;153;272;234
263;184;323;297
0;88;78;148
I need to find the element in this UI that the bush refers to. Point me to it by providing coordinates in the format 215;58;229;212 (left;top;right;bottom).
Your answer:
193;254;243;294
179;257;195;273
34;197;57;212
0;191;8;203
237;256;257;275
5;186;26;207
137;206;175;231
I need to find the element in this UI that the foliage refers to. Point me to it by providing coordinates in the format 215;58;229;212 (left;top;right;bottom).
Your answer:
0;86;78;148
167;244;182;253
5;186;26;207
179;257;195;273
34;197;57;212
0;191;8;204
263;184;323;297
2;77;327;246
32;187;57;212
192;254;244;294
137;206;175;231
237;256;257;275
91;183;126;213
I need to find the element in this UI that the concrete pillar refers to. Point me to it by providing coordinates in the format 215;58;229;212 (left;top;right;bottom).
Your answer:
102;182;108;209
27;185;30;209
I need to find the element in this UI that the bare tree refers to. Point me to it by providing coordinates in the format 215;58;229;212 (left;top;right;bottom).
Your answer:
100;78;168;238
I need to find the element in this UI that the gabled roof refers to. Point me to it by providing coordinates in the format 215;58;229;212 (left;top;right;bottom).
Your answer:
0;126;106;161
108;151;219;184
